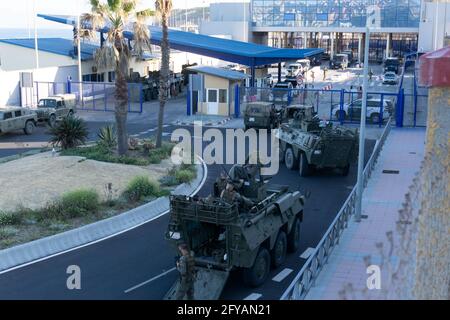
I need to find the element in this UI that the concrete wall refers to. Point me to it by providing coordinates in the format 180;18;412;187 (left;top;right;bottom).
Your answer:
418;2;450;52
0;43;76;71
200;2;252;42
0;65;78;107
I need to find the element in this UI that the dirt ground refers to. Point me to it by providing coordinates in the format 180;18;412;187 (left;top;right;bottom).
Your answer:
0;152;173;212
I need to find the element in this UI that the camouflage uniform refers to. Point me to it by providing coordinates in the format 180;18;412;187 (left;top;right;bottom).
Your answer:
176;253;195;300
220;188;253;208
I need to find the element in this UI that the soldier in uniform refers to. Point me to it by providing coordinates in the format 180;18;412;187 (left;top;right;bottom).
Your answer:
220;182;254;208
175;243;195;300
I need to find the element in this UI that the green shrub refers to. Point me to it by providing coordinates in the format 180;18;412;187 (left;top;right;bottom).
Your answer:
148;142;175;164
124;176;160;202
159;175;178;186
49;116;88;150
0;211;23;226
97;125;117;149
0;226;19;240
60;189;100;218
175;169;196;184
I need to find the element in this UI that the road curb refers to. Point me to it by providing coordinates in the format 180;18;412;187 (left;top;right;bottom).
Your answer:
0;157;207;274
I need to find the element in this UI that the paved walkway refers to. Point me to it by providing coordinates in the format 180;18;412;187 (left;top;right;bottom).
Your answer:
305;127;426;300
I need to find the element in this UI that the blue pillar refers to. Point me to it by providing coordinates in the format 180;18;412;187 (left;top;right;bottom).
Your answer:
67;78;72;94
396;88;404;127
186;89;191;116
234;84;240;118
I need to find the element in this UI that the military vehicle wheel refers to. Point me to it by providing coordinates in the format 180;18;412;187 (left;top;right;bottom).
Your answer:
287;217;301;253
341;164;350;176
370;113;379;124
23;120;35;135
243;247;271;287
271;231;287;268
284;147;298;170
48;114;56;127
299;152;311;177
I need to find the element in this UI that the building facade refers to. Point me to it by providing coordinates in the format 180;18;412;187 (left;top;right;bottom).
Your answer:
250;0;423;61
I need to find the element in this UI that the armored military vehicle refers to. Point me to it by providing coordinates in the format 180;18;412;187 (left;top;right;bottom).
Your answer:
0;107;37;135
164;165;305;300
36;94;76;127
244;102;282;130
276;105;358;177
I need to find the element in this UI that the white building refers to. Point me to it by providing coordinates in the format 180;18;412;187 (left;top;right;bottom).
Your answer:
418;0;450;52
0;37;158;106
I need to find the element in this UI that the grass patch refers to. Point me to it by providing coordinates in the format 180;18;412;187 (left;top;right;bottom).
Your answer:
0;211;23;226
0;226;19;240
161;163;198;186
61;141;175;166
123;176;160;202
60;189;100;218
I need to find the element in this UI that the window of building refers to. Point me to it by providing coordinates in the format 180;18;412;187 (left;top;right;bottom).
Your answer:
108;71;116;82
219;89;228;103
207;89;218;103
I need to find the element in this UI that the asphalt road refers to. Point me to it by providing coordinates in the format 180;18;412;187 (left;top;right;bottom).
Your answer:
0;121;375;300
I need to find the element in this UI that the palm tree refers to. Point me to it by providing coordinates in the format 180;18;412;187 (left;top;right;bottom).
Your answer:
81;0;154;155
155;0;172;148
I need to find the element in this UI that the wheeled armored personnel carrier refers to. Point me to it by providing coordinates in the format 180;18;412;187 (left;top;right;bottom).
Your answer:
164;166;305;300
36;94;76;127
243;102;282;130
276;105;358;177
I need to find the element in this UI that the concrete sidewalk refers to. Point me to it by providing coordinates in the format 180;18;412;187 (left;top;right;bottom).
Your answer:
305;127;426;300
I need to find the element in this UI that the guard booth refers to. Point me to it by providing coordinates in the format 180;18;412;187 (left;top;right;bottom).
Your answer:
187;66;249;116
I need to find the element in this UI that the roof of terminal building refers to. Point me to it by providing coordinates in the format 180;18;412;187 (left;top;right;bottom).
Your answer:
0;38;97;61
187;66;250;80
38;14;324;67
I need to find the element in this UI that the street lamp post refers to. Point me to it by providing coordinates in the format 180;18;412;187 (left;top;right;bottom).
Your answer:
355;26;370;222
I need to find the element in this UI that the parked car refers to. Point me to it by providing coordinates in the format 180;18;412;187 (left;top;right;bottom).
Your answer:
296;59;311;72
384;57;400;74
329;54;349;70
36;94;76;127
382;71;398;85
269;82;293;103
286;63;303;76
266;70;288;86
332;98;392;124
342;50;354;65
0;107;37;135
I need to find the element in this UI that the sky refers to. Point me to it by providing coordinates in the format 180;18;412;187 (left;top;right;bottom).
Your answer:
0;0;248;29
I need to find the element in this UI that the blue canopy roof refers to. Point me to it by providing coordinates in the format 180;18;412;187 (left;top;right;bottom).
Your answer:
38;14;323;67
0;37;97;61
187;66;250;80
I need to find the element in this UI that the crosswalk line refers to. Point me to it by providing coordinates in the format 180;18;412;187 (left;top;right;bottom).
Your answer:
300;247;316;259
272;268;293;282
244;293;262;300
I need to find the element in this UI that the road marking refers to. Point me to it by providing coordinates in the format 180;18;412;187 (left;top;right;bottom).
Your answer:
244;293;262;300
272;268;293;282
0;157;208;276
124;267;176;293
300;247;315;259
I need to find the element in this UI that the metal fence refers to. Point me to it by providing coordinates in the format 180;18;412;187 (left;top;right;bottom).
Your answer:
241;86;398;127
34;81;143;113
280;117;392;300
